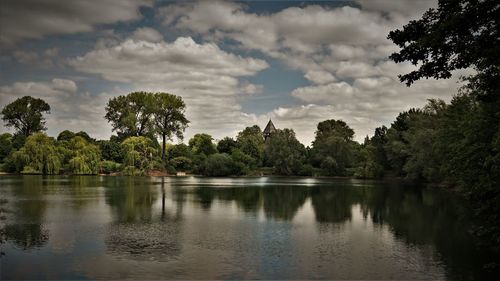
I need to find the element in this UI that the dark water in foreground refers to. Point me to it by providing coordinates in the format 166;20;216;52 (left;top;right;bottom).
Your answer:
0;176;493;280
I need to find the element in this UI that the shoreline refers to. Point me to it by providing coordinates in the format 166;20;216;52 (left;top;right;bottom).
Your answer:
0;171;417;182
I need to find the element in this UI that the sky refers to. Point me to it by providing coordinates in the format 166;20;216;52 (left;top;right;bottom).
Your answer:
0;0;467;145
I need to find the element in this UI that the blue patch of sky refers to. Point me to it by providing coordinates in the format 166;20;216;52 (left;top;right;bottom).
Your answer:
203;33;313;115
242;0;355;13
240;56;311;115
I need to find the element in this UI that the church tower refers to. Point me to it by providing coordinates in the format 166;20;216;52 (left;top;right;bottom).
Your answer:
263;119;276;141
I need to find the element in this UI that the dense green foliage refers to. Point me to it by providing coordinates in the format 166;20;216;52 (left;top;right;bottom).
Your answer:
3;94;496;184
100;160;122;174
121;136;159;175
98;139;124;163
1;96;50;136
57;130;76;142
216;137;237;154
265;129;306;175
0;133;13;163
189;133;217;156
310;120;358;176
8;133;61;174
203;153;242;176
236;125;264;166
67;137;101;175
388;0;499;94
105;91;188;161
105;92;156;138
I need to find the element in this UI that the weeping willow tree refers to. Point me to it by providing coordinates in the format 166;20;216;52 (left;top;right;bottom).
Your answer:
121;136;158;175
68;136;101;174
11;132;61;174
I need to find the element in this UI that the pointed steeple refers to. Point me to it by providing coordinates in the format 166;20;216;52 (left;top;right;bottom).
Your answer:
263;119;276;140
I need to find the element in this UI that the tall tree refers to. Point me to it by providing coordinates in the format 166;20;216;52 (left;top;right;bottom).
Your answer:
265;129;306;175
311;119;356;176
105;92;156;138
1;96;50;136
217;137;238;154
189;133;217;156
236;125;264;165
387;0;499;99
153;93;189;161
314;119;354;143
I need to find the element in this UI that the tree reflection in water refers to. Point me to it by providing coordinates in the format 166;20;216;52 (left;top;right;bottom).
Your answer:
0;176;493;279
2;176;49;250
104;177;183;261
182;178;492;279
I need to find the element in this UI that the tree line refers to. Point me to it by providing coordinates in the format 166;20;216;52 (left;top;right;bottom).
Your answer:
0;92;355;177
0;90;494;183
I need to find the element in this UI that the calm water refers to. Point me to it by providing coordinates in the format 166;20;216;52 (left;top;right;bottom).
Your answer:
0;175;494;280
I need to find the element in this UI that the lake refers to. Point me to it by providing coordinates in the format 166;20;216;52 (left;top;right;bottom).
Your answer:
0;175;493;280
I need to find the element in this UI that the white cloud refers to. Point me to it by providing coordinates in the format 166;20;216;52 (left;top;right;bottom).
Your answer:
13;47;61;68
0;79;113;139
161;1;399;57
147;0;478;146
155;0;469;145
304;70;337;85
68;36;269;141
69;37;268;82
239;81;264;95
130;27;163;43
292;82;355;104
0;0;152;47
2;0;460;146
283;71;463;144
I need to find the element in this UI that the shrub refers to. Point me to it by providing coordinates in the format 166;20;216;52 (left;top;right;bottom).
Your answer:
320;156;338;176
0;133;13;163
100;160;121;174
298;164;314;176
203;153;240;176
98;139;124;162
171;156;192;171
165;164;176;174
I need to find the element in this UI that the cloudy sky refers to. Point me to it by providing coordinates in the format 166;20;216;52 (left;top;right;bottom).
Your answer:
0;0;466;145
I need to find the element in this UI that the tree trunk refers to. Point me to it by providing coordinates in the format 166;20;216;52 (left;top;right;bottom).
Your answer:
162;133;166;162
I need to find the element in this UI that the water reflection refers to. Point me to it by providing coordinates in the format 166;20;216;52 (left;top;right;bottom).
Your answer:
311;184;353;223
165;178;493;279
104;177;158;222
103;177;183;261
262;186;308;220
0;176;496;280
2;176;49;250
